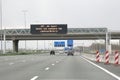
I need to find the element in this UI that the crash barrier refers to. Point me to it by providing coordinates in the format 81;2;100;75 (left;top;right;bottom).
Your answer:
96;50;100;62
105;51;109;64
114;51;119;65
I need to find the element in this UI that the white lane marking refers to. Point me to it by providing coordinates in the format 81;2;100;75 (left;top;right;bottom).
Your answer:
52;64;55;66
81;56;120;80
45;67;50;70
56;61;59;63
30;76;39;80
9;62;14;65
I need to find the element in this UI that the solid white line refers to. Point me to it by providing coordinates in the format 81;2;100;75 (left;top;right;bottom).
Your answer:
45;67;50;70
30;76;39;80
81;56;120;80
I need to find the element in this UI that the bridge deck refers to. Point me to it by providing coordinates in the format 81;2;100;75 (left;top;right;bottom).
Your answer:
0;28;120;40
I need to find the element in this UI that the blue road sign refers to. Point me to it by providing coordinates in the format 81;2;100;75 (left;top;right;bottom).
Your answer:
67;40;73;47
54;41;65;47
54;42;57;47
61;42;65;47
100;49;106;53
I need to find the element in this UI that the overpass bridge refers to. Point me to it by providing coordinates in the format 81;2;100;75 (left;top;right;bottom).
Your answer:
0;28;120;53
0;28;120;40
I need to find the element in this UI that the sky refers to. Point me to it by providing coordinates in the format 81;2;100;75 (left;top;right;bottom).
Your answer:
1;0;120;30
0;0;120;50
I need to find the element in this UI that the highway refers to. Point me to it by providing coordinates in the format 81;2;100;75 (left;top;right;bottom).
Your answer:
0;53;120;80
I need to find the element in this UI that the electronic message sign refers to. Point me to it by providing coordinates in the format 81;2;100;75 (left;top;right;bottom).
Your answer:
30;24;67;34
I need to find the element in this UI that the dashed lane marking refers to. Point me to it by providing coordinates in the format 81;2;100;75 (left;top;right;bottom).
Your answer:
52;64;55;66
30;76;39;80
45;67;50;70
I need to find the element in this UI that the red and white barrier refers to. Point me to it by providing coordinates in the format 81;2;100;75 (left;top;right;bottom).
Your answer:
96;50;100;62
114;51;119;65
105;51;109;64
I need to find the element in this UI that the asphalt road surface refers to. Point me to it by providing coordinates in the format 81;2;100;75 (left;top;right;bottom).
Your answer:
0;53;120;80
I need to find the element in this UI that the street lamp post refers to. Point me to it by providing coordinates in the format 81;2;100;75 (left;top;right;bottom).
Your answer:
22;10;28;51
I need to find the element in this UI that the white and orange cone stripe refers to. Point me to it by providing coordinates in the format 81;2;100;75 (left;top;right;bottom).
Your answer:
115;51;119;65
96;50;100;62
105;51;109;64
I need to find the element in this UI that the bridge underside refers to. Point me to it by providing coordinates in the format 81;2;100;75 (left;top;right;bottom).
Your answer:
3;34;107;40
3;33;120;40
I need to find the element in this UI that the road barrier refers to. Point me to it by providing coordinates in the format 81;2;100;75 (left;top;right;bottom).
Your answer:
82;51;120;65
105;51;109;64
96;50;100;62
114;51;119;65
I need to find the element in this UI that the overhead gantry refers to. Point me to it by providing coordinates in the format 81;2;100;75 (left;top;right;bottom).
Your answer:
0;28;118;53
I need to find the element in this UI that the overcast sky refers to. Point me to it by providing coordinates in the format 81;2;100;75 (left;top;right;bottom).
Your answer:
1;0;120;50
1;0;120;30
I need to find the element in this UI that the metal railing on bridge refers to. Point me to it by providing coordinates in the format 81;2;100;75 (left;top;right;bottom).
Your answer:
0;28;107;35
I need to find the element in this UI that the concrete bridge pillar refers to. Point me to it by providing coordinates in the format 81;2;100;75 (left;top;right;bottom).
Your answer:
13;40;19;53
105;32;111;54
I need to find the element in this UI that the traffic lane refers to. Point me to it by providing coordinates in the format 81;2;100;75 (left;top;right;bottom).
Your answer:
0;55;40;63
0;56;28;67
0;55;52;69
0;55;66;80
37;56;118;80
0;56;20;62
0;56;51;80
0;52;63;68
0;56;65;80
0;53;54;67
0;52;49;62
